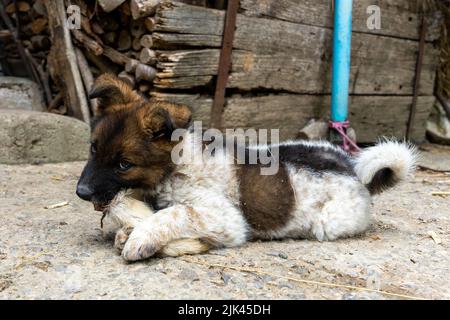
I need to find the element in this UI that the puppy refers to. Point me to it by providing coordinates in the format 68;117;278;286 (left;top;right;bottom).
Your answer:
77;74;416;261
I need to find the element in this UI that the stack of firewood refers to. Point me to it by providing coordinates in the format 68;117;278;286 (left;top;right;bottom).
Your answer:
63;0;217;120
72;0;223;91
0;0;215;120
0;0;53;107
69;0;158;94
1;1;49;73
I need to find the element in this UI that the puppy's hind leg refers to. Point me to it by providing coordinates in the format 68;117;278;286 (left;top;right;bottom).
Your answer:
159;238;210;257
116;231;209;257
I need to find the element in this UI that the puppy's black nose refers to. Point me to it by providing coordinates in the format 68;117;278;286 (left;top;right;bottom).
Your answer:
76;183;93;201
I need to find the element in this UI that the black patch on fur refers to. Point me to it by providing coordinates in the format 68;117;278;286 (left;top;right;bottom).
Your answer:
367;168;398;195
278;143;355;176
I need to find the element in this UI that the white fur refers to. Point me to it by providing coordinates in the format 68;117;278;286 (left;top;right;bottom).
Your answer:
353;140;417;185
106;190;154;228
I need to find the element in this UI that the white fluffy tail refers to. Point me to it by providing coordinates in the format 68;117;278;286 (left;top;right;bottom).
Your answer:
353;141;417;195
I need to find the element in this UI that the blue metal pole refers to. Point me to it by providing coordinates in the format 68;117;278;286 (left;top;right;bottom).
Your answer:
331;0;353;122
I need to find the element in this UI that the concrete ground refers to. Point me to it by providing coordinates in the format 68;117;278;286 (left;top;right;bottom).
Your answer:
0;147;449;300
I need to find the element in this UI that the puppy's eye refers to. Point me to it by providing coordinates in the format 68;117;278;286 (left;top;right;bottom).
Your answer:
90;144;97;154
119;159;133;171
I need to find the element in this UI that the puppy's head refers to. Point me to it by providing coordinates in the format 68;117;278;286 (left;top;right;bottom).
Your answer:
76;74;191;210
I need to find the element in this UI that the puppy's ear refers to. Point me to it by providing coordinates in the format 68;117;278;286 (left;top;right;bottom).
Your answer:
138;102;192;137
89;73;144;115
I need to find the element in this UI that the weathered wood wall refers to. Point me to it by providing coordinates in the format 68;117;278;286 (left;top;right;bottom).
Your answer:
153;93;434;142
151;0;440;142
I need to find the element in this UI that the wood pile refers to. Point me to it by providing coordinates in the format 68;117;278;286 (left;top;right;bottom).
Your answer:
0;0;52;108
62;0;216;121
0;0;442;142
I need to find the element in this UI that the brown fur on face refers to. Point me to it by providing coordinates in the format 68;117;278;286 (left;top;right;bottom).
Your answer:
89;73;143;115
76;74;192;205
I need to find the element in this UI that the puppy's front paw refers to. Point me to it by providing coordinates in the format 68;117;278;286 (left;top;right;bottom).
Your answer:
121;228;159;261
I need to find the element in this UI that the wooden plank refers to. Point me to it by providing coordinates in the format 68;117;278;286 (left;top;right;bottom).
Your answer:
153;2;438;95
45;0;90;122
151;92;434;142
152;92;213;122
155;43;437;95
155;2;224;36
154;1;440;47
239;0;441;41
153;33;222;48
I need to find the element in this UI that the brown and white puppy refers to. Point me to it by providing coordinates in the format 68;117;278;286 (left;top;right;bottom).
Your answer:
77;74;416;261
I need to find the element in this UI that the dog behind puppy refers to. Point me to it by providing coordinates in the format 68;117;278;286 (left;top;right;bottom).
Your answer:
77;74;416;261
